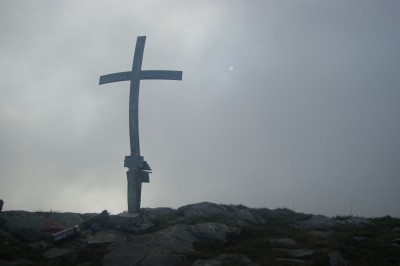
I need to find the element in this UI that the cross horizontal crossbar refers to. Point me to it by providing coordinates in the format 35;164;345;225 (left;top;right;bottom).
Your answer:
99;70;182;85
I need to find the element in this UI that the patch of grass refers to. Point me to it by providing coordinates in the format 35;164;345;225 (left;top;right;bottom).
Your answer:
221;204;249;211
185;215;400;266
35;209;62;218
372;215;400;228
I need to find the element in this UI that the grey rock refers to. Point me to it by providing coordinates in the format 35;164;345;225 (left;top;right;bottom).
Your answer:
140;253;186;266
329;251;347;266
338;216;370;226
192;259;222;266
141;207;176;221
177;202;266;225
136;224;197;253
352;236;365;242
102;243;151;266
276;258;306;264
46;213;83;229
110;213;155;233
216;254;253;264
178;202;230;221
287;249;315;258
77;262;92;266
309;230;332;239
44;248;79;262
1;211;83;241
194;260;222;266
12;259;34;265
103;222;241;266
292;215;338;230
393;238;400;244
103;224;195;266
0;260;13;266
27;240;53;251
392;227;400;233
231;209;266;225
270;237;297;247
187;223;241;243
87;231;125;246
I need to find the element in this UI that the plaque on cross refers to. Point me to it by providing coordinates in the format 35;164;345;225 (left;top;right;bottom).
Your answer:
99;36;183;213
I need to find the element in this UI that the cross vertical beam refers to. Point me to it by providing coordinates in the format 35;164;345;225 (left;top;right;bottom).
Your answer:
99;36;183;213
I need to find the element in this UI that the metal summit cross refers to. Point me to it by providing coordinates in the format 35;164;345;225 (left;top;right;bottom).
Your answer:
99;36;182;213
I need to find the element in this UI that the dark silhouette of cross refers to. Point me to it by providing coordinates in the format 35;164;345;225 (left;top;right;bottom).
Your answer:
99;36;182;213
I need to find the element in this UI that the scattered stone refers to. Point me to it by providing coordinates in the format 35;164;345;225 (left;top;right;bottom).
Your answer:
392;238;400;244
329;251;347;266
192;259;222;266
275;258;306;264
392;227;400;233
44;248;79;262
309;230;332;239
27;240;53;251
351;236;365;243
287;249;315;258
339;216;370;226
270;237;297;247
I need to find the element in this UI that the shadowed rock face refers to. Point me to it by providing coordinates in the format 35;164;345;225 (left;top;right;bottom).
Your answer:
102;223;241;266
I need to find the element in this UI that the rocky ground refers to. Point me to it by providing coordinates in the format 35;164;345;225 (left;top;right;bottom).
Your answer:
0;202;400;265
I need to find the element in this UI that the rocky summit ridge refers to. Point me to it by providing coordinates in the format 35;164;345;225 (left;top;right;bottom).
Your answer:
0;202;399;265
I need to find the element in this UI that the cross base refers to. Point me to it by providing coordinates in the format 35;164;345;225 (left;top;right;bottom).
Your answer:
126;169;142;213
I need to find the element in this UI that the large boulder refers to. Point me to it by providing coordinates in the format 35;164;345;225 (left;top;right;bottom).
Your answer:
110;213;155;233
187;223;241;243
0;211;83;241
177;202;266;225
103;222;241;266
140;207;176;222
177;202;230;222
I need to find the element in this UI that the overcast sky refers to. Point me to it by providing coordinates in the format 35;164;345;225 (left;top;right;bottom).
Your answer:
1;0;399;217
